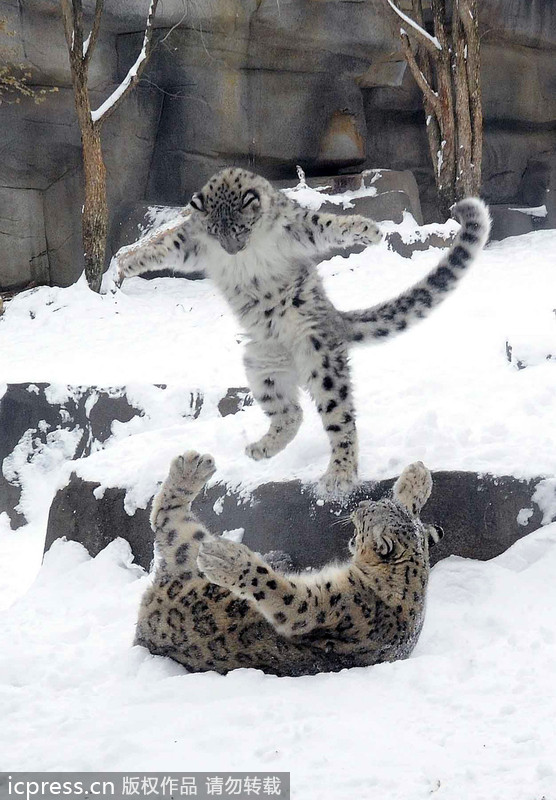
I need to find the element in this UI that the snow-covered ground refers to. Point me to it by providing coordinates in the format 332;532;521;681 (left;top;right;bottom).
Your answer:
2;525;556;798
1;207;555;795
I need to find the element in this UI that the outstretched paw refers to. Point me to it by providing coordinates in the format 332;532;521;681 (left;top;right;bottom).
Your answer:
197;539;251;589
393;461;432;516
167;451;216;497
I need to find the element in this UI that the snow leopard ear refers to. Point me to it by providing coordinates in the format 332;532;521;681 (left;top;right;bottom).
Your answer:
242;190;260;209
190;193;205;212
426;524;444;547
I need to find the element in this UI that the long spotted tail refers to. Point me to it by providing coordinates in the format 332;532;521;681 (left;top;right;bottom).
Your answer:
341;198;491;344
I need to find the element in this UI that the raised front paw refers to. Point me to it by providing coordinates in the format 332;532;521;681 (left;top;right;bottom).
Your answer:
393;461;432;516
167;451;216;497
197;539;251;589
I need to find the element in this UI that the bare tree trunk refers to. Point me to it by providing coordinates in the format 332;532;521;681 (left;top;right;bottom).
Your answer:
459;0;482;196
68;73;108;292
431;0;456;217
382;0;483;218
81;123;108;292
60;0;158;292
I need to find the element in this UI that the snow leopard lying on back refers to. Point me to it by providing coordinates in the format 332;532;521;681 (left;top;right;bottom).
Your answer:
117;167;491;496
135;450;444;676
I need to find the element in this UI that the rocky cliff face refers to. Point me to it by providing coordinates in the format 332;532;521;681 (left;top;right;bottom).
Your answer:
1;0;555;289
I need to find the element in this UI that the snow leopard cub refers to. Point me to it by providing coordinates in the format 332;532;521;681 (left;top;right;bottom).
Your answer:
134;450;444;676
117;167;491;496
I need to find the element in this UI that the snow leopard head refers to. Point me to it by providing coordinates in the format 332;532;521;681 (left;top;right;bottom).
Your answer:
348;461;443;563
189;167;276;255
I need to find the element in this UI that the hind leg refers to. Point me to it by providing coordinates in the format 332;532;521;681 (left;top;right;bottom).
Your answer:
296;338;358;497
243;341;303;460
151;451;217;573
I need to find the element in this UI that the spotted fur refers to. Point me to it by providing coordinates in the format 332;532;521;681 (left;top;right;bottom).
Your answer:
117;168;491;496
135;451;443;676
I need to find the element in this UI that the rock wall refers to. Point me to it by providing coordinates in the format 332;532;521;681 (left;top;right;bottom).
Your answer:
1;0;555;289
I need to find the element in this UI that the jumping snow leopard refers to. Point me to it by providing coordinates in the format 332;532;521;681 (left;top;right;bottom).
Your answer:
135;450;444;676
117;168;491;496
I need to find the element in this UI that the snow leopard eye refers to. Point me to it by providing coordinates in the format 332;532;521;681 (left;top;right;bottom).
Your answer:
241;190;259;210
190;193;205;212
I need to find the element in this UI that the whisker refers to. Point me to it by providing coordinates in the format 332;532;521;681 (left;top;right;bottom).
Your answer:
331;515;352;528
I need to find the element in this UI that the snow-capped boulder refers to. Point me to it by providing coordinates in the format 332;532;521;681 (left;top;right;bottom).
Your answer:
45;468;545;573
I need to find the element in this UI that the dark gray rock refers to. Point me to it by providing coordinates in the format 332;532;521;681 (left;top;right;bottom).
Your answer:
481;0;556;50
386;231;455;259
0;382;253;527
119;1;393;80
0;383;138;527
45;469;547;572
146;69;367;202
0;188;49;290
482;129;556;206
42;171;85;289
363;107;430;178
13;2;117;89
358;59;422;113
0;88;83;192
363;169;423;225
0;82;161;287
321;190;411;225
217;388;253;418
519;160;550;207
481;44;556;125
46;475;155;572
489;206;535;241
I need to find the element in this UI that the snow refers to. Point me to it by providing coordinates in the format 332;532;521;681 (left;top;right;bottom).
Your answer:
283;182;377;211
0;200;556;792
0;223;554;533
387;0;442;50
2;227;554;513
1;527;556;798
509;204;548;218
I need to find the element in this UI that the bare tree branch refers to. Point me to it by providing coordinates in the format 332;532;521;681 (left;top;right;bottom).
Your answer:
91;0;159;126
398;30;441;117
71;0;84;59
386;0;442;54
83;0;105;69
59;0;75;54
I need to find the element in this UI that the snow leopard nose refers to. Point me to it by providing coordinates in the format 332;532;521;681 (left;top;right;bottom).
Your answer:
218;232;245;255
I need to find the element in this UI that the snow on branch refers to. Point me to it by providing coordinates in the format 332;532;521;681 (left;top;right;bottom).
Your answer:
386;0;442;51
91;0;158;124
